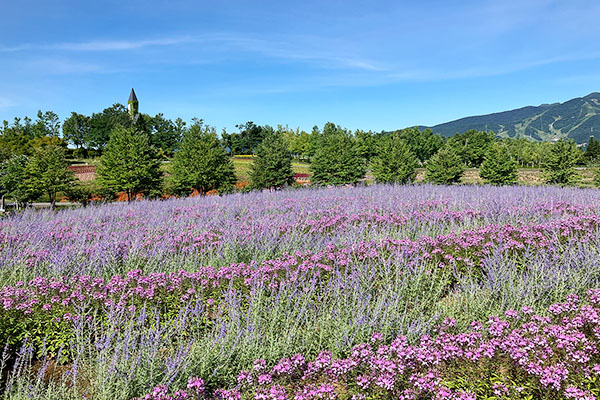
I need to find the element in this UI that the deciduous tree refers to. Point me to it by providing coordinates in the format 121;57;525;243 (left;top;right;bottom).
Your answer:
25;146;74;207
0;155;31;208
62;112;91;154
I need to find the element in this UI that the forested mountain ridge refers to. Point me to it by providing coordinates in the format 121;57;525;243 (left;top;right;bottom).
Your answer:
421;92;600;143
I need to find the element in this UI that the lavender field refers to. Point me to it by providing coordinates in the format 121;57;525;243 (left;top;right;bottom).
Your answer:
3;184;600;399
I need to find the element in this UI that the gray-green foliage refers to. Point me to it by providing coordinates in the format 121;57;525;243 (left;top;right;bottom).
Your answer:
425;147;465;184
371;134;418;184
542;139;581;186
250;131;294;189
25;146;74;207
0;155;31;207
171;121;235;195
479;142;518;185
3;244;598;400
310;123;366;185
97;125;163;201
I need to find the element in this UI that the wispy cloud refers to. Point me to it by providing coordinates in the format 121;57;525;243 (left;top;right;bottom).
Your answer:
0;33;385;73
384;51;600;83
0;36;199;52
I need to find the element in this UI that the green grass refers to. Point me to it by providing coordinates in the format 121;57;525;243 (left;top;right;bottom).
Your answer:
232;157;310;182
69;156;596;187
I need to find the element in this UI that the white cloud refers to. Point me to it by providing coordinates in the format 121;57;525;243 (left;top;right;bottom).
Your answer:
0;33;385;73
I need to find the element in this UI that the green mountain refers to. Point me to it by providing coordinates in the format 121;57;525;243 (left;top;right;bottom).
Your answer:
421;92;600;143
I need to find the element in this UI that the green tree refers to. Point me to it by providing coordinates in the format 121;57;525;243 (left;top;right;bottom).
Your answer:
96;125;163;201
171;121;235;195
371;134;418;184
24;146;74;207
227;121;266;155
32;110;61;138
88;104;131;152
542;139;581;185
29;135;67;151
479;142;518;185
396;127;445;162
250;132;295;189
150;113;180;157
585;136;600;163
354;130;378;163
62;112;91;154
310;123;366;185
446;129;495;167
0;117;34;157
425;147;465;184
0;155;32;208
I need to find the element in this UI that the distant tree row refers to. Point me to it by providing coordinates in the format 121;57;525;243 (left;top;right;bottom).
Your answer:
2;106;600;208
4;105;598;170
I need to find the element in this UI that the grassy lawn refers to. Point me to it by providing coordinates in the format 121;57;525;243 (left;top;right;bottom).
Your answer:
232;156;311;182
68;156;597;187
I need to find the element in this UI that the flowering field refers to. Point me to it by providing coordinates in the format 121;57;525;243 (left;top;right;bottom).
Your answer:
3;185;600;399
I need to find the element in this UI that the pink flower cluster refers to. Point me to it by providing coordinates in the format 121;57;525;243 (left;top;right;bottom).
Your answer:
138;377;205;400
138;290;600;399
3;214;600;320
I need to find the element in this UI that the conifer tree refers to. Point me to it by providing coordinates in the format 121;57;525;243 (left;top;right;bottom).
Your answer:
585;136;600;162
250;132;295;189
310;124;365;185
542;139;581;186
171;121;235;195
371;134;418;184
97;125;163;201
425;147;465;184
479;142;518;185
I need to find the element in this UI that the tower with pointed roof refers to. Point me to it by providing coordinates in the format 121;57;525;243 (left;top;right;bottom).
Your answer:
128;88;139;117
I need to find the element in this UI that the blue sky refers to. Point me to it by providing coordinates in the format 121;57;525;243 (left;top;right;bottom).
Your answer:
1;0;600;133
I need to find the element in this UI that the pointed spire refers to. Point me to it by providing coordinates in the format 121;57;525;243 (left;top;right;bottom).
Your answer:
128;88;139;117
128;88;138;103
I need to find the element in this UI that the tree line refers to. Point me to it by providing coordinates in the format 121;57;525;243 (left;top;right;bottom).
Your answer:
1;106;600;208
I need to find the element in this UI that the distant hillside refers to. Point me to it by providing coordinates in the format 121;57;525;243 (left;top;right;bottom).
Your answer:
420;92;600;143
